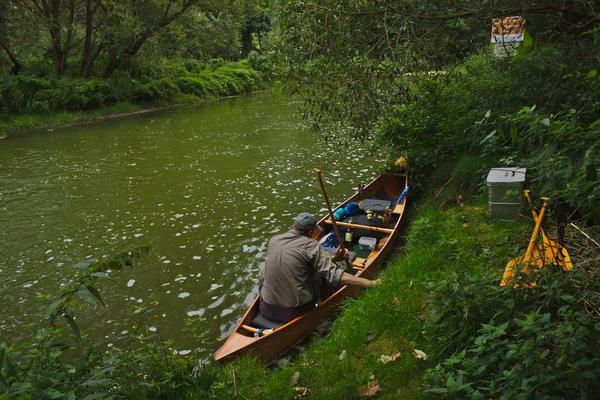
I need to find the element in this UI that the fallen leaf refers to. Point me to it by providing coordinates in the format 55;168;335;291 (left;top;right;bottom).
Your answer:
378;351;401;364
339;349;347;360
364;331;377;344
360;379;381;398
293;386;310;399
413;349;428;360
290;371;301;386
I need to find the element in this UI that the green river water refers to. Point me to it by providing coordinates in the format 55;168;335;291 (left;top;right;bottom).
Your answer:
0;91;382;359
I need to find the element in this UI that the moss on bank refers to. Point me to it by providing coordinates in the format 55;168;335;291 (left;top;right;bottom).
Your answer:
210;199;528;399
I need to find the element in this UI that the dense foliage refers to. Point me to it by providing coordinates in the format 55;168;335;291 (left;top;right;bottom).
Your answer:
277;1;600;221
0;59;262;114
0;0;273;122
376;43;600;221
0;248;216;399
424;266;600;398
277;0;598;135
1;317;214;399
0;1;273;78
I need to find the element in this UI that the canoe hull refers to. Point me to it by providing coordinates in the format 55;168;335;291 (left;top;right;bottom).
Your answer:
214;173;408;364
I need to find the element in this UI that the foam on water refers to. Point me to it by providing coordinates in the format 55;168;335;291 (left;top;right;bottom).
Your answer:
0;91;381;359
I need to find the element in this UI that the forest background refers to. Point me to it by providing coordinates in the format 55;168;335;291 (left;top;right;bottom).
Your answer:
0;0;272;133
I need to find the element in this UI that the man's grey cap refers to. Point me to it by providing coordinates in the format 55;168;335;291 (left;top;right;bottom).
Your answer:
294;212;317;232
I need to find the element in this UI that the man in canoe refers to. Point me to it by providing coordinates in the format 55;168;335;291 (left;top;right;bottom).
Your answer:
259;212;379;323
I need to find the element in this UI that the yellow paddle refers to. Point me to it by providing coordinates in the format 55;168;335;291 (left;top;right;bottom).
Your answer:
500;196;549;286
500;192;573;287
523;190;572;271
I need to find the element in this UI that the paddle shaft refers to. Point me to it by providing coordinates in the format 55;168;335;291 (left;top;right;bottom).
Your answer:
524;190;568;266
313;169;344;245
313;169;352;269
324;219;394;234
523;190;539;220
524;196;550;262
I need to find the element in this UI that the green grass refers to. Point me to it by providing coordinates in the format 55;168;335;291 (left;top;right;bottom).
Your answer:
0;101;141;137
209;199;528;399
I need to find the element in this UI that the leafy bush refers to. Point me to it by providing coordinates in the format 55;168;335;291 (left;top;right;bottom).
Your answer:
141;78;179;102
0;75;52;113
247;50;273;79
62;79;113;109
211;70;241;94
175;61;261;98
0;328;215;399
0;58;264;117
176;76;210;97
107;70;145;102
376;44;600;221
424;267;600;398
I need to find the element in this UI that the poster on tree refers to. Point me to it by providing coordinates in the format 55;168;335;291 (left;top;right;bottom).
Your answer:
491;16;526;57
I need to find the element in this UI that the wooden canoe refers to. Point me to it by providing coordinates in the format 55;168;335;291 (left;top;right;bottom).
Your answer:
214;174;409;364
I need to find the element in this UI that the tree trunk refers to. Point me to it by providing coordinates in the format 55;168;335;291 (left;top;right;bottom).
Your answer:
85;42;104;78
0;40;21;75
81;0;93;77
44;0;75;76
47;0;65;75
101;0;196;79
102;49;120;79
241;27;253;57
102;31;151;79
61;0;76;74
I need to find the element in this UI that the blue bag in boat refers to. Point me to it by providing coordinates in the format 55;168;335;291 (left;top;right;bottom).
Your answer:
333;208;347;221
344;201;361;217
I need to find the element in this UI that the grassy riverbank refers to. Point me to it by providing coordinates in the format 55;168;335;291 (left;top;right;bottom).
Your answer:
209;195;529;398
0;102;143;137
210;183;599;399
0;59;265;138
2;164;598;398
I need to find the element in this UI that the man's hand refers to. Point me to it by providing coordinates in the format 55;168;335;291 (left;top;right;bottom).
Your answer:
340;273;381;289
369;279;381;287
331;245;349;262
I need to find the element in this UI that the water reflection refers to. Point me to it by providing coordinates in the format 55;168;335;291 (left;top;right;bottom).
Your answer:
0;91;383;358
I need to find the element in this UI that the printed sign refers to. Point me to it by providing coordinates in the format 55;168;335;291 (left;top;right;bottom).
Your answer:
491;16;526;43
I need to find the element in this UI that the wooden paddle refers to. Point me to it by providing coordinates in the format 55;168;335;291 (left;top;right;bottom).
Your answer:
313;168;352;269
500;193;573;287
523;196;550;263
500;196;550;286
523;190;572;270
